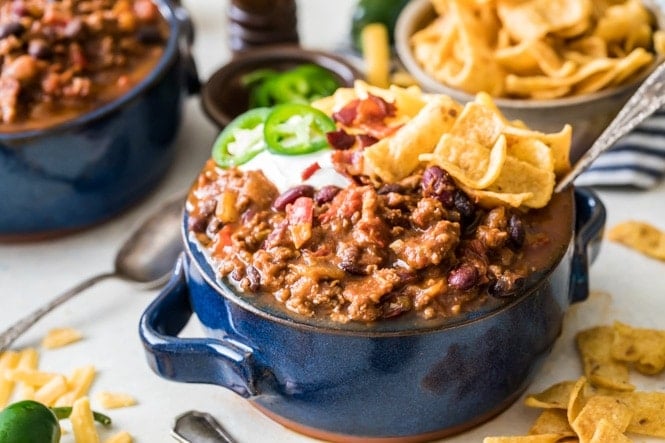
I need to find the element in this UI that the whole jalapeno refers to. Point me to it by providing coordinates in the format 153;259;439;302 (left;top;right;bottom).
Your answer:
0;400;61;443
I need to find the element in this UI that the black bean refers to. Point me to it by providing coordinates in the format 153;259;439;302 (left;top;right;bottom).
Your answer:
454;190;475;219
0;22;25;39
136;26;164;44
448;264;479;291
338;261;367;275
272;184;315;211
488;275;525;298
508;214;525;248
421;166;455;207
28;39;52;59
314;185;341;205
246;265;261;291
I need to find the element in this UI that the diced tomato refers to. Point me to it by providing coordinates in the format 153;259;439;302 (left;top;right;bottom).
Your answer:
212;225;233;254
301;162;321;181
287;197;313;249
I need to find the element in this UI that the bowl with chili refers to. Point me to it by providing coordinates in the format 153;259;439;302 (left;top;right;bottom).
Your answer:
140;85;606;440
200;44;361;129
0;0;198;240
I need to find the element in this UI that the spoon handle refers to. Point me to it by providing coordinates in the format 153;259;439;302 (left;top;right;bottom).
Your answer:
0;272;115;353
555;61;665;192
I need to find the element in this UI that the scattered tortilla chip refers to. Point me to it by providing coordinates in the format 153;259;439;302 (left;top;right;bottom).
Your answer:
525;380;577;409
588;418;632;443
607;220;665;260
571;395;632;443
611;321;665;375
614;391;665;437
528;409;575;437
483;435;565;443
567;377;591;425
576;326;634;391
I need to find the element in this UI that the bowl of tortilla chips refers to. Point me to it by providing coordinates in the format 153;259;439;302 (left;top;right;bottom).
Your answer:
395;0;665;162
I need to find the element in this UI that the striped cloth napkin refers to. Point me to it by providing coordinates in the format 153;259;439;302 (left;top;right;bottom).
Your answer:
574;107;665;189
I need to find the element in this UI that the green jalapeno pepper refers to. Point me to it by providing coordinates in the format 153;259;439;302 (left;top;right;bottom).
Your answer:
212;107;272;168
241;64;340;108
263;103;336;155
351;0;411;51
0;400;60;443
0;400;113;443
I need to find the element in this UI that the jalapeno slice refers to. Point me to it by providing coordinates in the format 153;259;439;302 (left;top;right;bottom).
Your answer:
264;104;336;155
242;64;341;108
212;107;272;168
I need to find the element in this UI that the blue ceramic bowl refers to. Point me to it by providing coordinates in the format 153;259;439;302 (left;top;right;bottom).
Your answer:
140;188;605;442
0;1;198;240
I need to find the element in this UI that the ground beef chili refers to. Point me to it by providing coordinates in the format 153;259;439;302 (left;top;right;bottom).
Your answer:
0;0;168;131
187;158;572;324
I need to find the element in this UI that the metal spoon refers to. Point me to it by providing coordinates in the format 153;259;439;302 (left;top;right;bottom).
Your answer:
556;61;665;192
172;411;238;443
0;194;185;354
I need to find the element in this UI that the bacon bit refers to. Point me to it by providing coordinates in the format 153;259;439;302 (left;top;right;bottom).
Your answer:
301;162;321;181
332;99;359;126
331;149;364;177
319;187;363;223
357;94;396;122
357;134;379;148
326;129;356;150
287;197;313;249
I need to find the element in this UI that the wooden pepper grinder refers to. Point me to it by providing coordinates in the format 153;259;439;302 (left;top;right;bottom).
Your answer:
227;0;299;54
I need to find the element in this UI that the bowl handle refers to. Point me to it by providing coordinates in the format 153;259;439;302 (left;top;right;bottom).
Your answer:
570;187;607;303
139;255;258;398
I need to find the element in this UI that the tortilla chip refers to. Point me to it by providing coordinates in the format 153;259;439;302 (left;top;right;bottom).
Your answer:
525;380;577;409
607;220;665;260
362;95;461;182
588;418;632;443
571;395;632;443
612;321;665;375
528;409;575;437
575;327;634;391
614;391;665;437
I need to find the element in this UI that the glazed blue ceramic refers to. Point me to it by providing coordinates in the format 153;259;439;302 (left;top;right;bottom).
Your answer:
0;1;198;240
140;188;605;442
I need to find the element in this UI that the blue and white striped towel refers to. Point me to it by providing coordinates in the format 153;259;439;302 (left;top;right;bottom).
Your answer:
574;108;665;188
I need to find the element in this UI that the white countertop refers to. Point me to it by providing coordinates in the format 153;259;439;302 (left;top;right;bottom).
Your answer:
2;1;665;442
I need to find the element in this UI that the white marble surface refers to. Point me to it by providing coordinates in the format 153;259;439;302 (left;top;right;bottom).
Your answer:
1;1;665;442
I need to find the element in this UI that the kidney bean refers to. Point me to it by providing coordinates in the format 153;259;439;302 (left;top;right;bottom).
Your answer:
28;39;52;59
187;214;208;233
314;185;340;205
448;264;479;291
63;18;84;38
246;265;261;291
508;214;525;248
272;185;315;211
421;166;455;207
0;22;25;39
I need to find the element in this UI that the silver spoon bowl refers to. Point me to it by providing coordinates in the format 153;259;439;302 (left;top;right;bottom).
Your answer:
0;194;185;353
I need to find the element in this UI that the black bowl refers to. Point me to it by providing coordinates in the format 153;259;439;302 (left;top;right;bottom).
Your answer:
200;45;362;129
